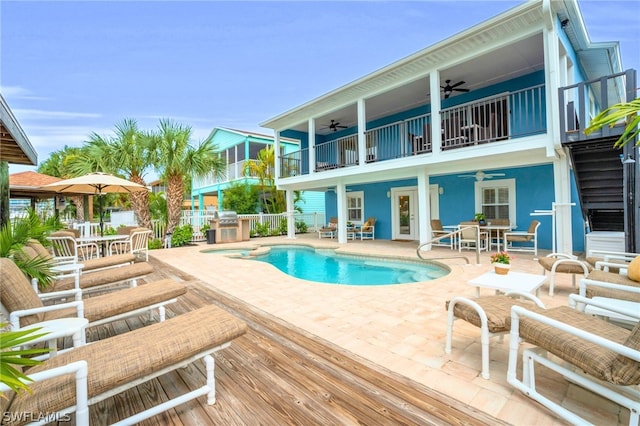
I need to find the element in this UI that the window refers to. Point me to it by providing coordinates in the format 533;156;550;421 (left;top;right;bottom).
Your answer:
347;191;364;223
475;179;515;225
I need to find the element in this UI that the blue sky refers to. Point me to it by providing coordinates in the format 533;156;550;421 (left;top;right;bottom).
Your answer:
2;1;639;178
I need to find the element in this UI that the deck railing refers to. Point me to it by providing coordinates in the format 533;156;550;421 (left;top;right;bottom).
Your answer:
559;69;636;143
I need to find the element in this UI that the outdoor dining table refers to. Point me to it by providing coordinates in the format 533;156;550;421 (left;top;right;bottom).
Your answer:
76;234;129;257
479;224;512;252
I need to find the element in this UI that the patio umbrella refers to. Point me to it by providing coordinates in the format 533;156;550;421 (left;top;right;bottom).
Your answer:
41;172;148;236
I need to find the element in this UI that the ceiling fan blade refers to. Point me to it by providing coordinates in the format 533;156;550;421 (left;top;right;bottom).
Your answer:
453;88;470;93
450;80;466;88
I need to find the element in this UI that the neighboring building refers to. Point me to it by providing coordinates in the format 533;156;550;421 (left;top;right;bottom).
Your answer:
261;0;638;252
191;127;326;214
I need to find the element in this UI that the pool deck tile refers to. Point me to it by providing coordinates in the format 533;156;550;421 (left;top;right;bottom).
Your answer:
150;234;625;425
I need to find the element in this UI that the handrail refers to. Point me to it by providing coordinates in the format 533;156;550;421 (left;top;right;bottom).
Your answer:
416;226;481;264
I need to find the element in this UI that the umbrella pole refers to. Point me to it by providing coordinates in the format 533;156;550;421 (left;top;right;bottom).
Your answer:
99;193;104;237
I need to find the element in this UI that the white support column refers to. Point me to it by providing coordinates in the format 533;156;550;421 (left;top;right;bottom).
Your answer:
336;182;347;243
357;99;366;166
542;1;561;155
309;118;316;174
430;73;442;152
553;157;574;254
417;170;431;246
274;131;281;180
286;190;296;239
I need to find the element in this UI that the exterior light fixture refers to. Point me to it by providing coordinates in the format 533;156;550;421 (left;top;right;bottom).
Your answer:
620;154;636;164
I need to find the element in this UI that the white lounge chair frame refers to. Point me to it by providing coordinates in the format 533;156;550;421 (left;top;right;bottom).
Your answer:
445;291;545;379
507;295;640;426
540;252;591;296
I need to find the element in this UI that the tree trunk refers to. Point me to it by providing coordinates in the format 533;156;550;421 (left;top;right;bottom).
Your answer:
71;196;84;221
129;175;152;229
166;173;183;234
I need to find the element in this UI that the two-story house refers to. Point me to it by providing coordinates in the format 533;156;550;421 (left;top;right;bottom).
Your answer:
261;0;638;253
191;127;326;214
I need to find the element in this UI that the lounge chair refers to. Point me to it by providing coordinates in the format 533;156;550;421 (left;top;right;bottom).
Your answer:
538;252;592;296
18;245;153;294
507;294;640;426
0;257;186;331
358;217;376;240
431;219;453;249
318;217;338;239
109;227;153;261
585;250;639;274
29;238;136;273
580;255;640;303
0;304;247;425
445;291;546;379
503;219;540;256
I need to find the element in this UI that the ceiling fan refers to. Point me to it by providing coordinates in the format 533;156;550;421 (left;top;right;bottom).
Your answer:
441;80;469;99
323;120;347;132
457;171;505;181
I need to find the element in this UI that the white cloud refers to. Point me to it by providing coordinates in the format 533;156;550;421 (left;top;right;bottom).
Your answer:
13;109;102;120
0;85;49;101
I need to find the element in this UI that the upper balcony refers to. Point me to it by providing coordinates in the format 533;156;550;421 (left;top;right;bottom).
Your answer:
279;83;547;178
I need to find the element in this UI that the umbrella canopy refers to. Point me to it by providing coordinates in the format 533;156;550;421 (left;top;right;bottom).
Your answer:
41;172;148;235
40;172;148;194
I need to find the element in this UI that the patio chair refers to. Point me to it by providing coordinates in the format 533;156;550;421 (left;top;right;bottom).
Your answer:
49;230;99;261
29;238;136;273
430;219;453;249
17;245;154;294
445;291;546;379
503;219;540;256
318;217;338;239
585;250;639;274
580;255;640;303
109;227;153;261
457;221;488;252
358;217;376;240
507;294;640;426
538;252;592;296
0;257;186;334
0;304;247;426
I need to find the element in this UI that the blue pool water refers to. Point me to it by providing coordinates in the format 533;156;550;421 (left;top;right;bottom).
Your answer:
246;245;448;286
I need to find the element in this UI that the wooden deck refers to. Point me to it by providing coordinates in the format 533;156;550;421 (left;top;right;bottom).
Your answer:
78;257;507;425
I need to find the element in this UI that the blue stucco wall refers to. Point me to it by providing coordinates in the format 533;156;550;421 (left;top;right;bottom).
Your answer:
322;164;586;251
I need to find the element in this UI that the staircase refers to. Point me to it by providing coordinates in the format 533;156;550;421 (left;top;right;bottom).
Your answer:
564;137;624;231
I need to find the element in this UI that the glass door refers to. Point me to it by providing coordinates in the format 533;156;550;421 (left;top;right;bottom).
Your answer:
393;190;416;240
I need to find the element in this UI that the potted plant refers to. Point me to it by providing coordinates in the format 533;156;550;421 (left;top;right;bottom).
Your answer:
474;213;487;225
490;251;512;275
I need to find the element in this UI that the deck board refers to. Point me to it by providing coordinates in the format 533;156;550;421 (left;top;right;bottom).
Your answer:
70;257;507;425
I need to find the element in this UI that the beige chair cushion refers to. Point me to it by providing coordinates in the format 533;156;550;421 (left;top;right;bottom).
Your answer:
446;296;544;333
51;262;154;292
627;256;640;282
538;257;592;274
518;306;638;385
0;258;45;326
584;270;640;303
5;304;247;424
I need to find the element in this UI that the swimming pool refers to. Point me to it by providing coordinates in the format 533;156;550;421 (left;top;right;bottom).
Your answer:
242;245;449;286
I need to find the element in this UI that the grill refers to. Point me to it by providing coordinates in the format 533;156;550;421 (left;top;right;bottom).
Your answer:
214;211;239;227
210;211;241;243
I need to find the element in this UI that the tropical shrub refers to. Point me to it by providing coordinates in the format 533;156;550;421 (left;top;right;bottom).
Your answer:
295;220;308;233
170;224;193;247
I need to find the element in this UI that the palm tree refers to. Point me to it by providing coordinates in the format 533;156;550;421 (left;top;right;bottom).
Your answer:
68;119;153;229
38;146;87;221
585;98;640;147
149;119;225;234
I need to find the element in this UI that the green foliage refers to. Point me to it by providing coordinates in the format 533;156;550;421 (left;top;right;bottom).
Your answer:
278;218;288;235
148;238;164;250
222;182;259;214
295;220;308;233
252;222;270;237
0;325;51;395
149;191;168;223
102;226;117;236
0;210;57;288
584;98;640;148
170;224;193;247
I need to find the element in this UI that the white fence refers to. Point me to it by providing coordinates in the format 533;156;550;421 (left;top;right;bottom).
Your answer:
72;211;327;242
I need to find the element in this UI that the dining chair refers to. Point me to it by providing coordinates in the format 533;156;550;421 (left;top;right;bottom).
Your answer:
458;221;488;252
431;219;453;249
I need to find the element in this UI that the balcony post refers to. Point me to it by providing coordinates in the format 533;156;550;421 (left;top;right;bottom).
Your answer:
274;131;281;179
309;118;316;174
357;98;366;166
430;73;442;152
